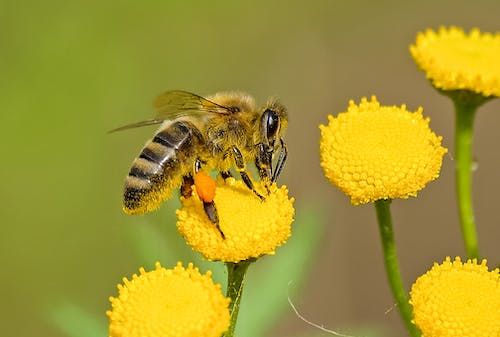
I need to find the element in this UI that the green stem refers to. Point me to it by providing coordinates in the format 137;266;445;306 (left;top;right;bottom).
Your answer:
375;199;421;337
454;99;480;259
224;260;252;337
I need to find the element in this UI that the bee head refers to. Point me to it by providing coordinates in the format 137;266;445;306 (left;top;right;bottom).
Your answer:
256;99;288;183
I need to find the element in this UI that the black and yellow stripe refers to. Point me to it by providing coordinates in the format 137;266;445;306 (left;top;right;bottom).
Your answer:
123;121;204;214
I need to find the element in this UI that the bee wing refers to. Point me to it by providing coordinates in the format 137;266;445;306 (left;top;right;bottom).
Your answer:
109;90;234;133
108;119;165;133
153;90;235;117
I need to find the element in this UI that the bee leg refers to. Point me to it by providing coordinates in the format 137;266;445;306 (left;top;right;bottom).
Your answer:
203;201;225;239
181;174;194;198
255;143;272;181
255;143;272;193
271;138;288;183
193;158;226;239
232;146;265;201
220;152;233;181
194;158;203;173
220;171;233;180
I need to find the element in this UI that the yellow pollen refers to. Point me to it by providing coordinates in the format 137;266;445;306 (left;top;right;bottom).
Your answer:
107;262;230;337
319;96;447;204
176;178;294;262
410;26;500;97
410;257;500;337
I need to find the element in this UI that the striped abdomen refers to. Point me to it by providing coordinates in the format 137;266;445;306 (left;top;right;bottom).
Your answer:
123;120;204;214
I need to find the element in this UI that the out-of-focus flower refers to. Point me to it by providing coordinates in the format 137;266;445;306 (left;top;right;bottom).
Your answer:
410;26;500;97
410;257;500;337
107;262;230;337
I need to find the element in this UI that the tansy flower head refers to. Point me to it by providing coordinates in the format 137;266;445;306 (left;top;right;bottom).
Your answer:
319;96;447;204
410;257;500;337
410;26;500;97
177;177;294;263
107;262;230;337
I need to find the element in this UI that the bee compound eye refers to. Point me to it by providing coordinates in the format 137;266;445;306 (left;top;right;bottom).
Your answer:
266;110;280;139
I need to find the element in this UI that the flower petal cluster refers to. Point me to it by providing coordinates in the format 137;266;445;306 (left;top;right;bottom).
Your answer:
320;96;447;204
107;262;230;337
177;178;294;262
410;257;500;337
410;26;500;97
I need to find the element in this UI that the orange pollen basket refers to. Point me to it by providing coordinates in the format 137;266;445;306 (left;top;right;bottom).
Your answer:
194;171;216;202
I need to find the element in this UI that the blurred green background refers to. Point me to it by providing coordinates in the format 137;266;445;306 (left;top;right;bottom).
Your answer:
1;1;499;336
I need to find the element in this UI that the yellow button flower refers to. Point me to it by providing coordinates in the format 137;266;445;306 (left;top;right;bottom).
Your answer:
319;96;447;204
410;257;500;337
107;262;230;337
410;26;500;97
177;177;294;263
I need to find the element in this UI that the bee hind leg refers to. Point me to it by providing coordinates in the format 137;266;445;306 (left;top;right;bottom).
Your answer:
203;201;225;239
193;158;226;239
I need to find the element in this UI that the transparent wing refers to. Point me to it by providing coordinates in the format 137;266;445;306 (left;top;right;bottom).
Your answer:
109;90;235;133
108;119;165;133
154;90;236;118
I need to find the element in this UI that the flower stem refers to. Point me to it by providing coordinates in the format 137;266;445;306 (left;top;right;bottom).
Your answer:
454;98;480;259
224;260;252;337
375;199;421;337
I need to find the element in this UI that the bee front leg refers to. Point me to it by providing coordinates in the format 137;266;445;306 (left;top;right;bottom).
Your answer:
271;138;288;183
255;143;272;181
232;146;265;200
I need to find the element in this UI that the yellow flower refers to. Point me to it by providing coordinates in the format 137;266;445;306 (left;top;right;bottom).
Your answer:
107;262;230;337
177;177;294;263
410;257;500;337
410;26;500;97
319;96;447;204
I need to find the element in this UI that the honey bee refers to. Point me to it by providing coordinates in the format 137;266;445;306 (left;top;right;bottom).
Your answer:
111;90;288;237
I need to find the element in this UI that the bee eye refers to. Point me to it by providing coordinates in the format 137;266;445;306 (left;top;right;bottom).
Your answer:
265;109;280;140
